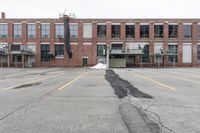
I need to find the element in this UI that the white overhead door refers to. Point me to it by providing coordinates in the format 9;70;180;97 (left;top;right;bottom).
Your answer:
183;43;192;63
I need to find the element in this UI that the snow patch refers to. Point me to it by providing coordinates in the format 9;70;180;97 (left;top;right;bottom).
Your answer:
90;63;107;69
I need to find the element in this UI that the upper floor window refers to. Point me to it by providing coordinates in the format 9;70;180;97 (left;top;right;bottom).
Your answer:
55;24;64;38
183;25;192;38
28;24;36;38
140;25;149;38
70;23;78;38
112;25;120;38
169;25;178;38
41;24;50;38
13;24;22;38
97;25;106;38
154;25;163;38
0;24;8;38
83;23;92;38
126;25;135;38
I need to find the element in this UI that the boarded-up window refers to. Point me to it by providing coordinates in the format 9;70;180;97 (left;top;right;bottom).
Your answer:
183;43;192;63
83;23;92;38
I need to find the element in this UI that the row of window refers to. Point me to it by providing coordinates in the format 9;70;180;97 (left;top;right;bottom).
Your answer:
1;23;200;39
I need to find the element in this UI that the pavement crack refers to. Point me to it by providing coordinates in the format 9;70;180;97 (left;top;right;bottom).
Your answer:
0;88;56;121
142;105;175;133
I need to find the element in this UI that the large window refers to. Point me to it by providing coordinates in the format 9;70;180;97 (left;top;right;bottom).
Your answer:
112;25;120;38
28;24;36;38
83;23;92;38
41;44;50;62
55;24;64;38
198;25;200;38
70;23;78;38
169;25;178;38
198;45;200;63
183;25;192;38
168;45;178;63
41;24;50;38
97;25;106;38
11;44;20;51
55;45;64;57
126;25;135;38
97;45;106;57
142;45;149;63
13;24;22;38
154;25;163;38
0;24;8;38
140;25;149;38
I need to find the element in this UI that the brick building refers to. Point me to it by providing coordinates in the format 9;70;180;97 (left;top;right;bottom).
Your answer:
0;12;200;68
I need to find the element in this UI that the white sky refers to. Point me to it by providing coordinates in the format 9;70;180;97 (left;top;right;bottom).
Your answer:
1;0;200;18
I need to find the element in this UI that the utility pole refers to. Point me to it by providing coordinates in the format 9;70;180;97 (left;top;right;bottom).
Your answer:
106;44;110;70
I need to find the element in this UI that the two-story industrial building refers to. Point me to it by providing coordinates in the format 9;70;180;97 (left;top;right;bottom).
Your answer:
0;12;200;68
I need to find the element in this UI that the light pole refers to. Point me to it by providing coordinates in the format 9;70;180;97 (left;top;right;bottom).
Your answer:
106;43;110;70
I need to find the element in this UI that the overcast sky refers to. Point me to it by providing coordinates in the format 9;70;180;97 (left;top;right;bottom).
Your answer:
1;0;200;18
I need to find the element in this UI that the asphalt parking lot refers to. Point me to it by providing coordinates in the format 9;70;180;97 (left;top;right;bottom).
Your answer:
0;68;200;133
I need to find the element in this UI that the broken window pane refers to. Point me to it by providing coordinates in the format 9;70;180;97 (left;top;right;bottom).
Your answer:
169;25;178;38
154;25;163;38
126;25;135;38
183;25;192;38
112;25;120;38
140;25;149;38
97;25;106;38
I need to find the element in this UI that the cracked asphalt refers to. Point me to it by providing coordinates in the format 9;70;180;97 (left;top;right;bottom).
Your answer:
0;68;200;133
114;68;200;133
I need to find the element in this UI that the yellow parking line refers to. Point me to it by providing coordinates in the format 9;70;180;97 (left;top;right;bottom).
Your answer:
132;73;176;91
1;73;62;91
57;72;86;90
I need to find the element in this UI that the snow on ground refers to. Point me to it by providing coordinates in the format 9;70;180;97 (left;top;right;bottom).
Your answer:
90;63;107;69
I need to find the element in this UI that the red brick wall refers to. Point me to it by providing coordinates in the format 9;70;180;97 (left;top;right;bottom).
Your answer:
1;17;200;67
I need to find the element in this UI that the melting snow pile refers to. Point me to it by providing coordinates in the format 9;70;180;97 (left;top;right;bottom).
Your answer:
90;63;107;69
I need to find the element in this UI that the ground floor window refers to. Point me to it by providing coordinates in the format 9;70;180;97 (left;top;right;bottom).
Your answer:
13;55;22;62
55;45;64;57
168;45;178;63
142;45;149;63
41;44;50;62
197;45;200;63
97;45;106;57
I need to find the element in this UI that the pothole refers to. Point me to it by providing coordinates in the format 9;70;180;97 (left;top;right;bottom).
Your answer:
105;70;153;99
13;82;42;89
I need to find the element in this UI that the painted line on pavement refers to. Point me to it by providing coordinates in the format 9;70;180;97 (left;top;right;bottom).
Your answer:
57;72;87;90
131;72;176;91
